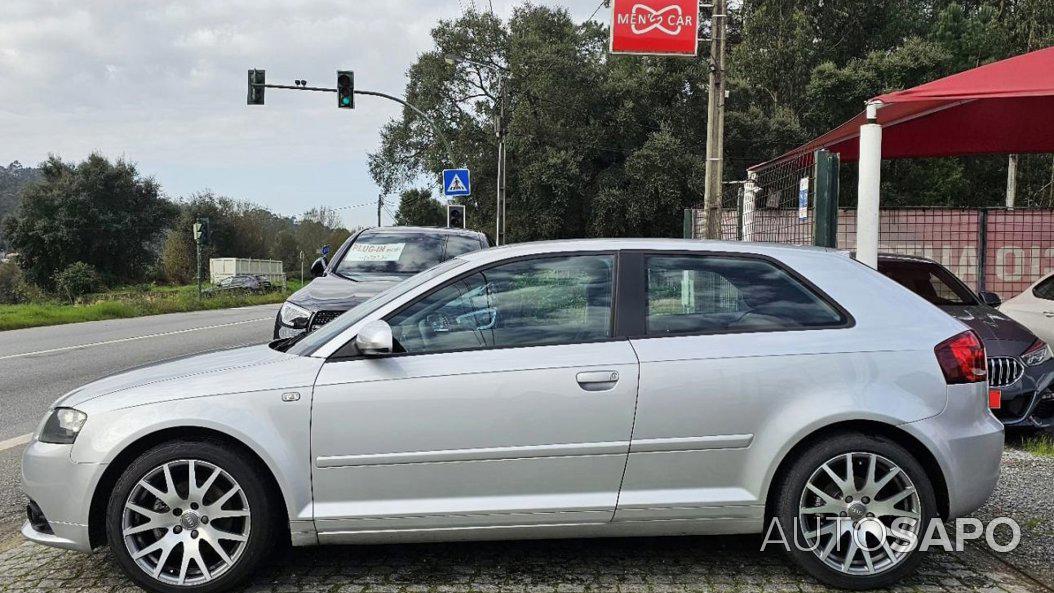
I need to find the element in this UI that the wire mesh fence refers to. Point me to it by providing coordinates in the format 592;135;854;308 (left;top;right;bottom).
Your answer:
833;207;1053;296
691;156;818;243
690;203;1054;296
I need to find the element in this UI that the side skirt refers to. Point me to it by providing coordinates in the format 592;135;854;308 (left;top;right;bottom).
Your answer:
300;517;763;546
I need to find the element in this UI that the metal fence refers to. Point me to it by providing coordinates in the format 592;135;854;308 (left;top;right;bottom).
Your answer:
836;208;1054;297
690;155;821;244
693;204;1054;297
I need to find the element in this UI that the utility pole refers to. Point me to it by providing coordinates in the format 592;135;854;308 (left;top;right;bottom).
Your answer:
701;0;728;239
495;77;508;246
377;193;384;227
444;55;509;245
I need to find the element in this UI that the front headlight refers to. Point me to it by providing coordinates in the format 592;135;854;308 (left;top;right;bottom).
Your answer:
280;302;311;329
1022;339;1053;367
38;408;87;444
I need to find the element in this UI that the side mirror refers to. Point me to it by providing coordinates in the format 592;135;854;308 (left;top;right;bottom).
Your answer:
355;320;393;357
310;257;328;278
979;291;1002;307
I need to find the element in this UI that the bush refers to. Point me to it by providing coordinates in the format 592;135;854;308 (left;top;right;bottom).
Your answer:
53;262;102;303
0;261;40;304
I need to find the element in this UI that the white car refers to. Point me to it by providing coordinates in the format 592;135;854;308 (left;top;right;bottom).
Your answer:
21;239;1003;593
1000;272;1054;344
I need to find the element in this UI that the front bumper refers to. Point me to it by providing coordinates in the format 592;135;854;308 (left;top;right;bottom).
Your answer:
993;359;1054;429
900;383;1004;520
20;439;103;552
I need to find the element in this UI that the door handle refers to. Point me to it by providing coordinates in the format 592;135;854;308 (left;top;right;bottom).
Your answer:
576;370;620;392
1044;311;1054;318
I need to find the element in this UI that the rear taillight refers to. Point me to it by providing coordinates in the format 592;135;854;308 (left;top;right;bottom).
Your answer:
934;330;987;384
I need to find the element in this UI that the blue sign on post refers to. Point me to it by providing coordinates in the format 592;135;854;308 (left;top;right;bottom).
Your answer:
442;169;472;197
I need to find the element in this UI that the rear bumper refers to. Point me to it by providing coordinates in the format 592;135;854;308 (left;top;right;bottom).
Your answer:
20;439;102;552
900;383;1004;520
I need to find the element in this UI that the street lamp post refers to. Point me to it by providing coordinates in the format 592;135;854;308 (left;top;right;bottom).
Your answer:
445;55;509;245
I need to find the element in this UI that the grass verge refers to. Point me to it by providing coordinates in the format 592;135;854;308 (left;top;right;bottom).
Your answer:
0;282;303;332
1018;434;1054;457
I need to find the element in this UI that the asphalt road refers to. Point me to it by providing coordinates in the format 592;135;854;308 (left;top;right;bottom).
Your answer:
0;304;280;539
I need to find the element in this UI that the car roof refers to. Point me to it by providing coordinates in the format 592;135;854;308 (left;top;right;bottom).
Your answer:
457;238;841;263
842;250;943;265
360;226;486;239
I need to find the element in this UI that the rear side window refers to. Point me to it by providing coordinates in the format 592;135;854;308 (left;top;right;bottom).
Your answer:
645;255;846;336
1034;276;1054;301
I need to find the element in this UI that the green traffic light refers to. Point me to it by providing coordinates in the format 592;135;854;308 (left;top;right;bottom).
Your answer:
342;97;351;105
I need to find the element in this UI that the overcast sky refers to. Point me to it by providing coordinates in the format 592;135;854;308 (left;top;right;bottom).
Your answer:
0;0;603;228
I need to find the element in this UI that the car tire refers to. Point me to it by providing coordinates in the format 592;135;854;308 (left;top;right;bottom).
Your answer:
774;432;938;590
105;440;277;593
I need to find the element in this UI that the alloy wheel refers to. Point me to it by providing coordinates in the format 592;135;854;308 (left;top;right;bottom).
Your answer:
797;452;923;576
121;459;251;586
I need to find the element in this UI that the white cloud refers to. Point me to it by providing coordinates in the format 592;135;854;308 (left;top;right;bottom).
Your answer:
0;0;603;227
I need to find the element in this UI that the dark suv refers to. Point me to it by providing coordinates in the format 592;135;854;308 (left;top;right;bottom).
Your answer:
274;226;488;339
878;254;1054;430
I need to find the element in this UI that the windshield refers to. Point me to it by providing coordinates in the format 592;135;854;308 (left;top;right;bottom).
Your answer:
333;231;481;278
285;257;468;356
879;262;978;306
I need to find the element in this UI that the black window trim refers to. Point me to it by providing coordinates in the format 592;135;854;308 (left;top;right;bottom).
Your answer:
623;249;856;340
879;259;980;306
328;250;623;361
1033;275;1054;301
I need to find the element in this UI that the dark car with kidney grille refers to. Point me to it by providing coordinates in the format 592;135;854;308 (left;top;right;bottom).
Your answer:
877;253;1054;430
274;226;488;339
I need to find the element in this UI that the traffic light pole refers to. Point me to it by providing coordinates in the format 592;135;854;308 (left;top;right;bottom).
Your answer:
250;81;456;166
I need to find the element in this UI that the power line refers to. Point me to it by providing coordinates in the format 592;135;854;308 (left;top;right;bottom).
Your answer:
588;0;607;22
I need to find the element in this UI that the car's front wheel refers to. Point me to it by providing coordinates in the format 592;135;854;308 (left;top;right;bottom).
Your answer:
105;440;277;593
775;432;938;590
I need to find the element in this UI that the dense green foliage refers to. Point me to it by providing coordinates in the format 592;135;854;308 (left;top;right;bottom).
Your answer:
1;154;353;293
0;161;40;247
2;155;176;287
372;1;1054;240
53;262;102;303
159;195;351;284
394;189;447;227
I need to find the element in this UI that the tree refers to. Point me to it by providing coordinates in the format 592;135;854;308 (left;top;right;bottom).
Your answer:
370;6;711;241
395;189;446;227
2;154;175;287
53;262;102;303
0;161;41;247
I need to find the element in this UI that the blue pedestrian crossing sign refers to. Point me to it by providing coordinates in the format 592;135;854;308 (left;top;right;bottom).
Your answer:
442;169;472;197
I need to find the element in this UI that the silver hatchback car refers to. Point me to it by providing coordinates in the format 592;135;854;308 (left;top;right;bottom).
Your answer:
22;239;1003;592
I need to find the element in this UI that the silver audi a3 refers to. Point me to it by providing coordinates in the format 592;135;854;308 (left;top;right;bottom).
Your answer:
22;239;1003;592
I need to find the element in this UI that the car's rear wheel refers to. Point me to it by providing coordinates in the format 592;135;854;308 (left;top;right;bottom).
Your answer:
775;433;937;590
105;440;276;593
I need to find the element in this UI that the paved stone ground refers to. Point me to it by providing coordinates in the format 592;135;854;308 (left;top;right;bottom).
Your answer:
0;533;1048;593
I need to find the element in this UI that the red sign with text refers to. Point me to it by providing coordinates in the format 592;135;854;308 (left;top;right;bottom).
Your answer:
609;0;700;56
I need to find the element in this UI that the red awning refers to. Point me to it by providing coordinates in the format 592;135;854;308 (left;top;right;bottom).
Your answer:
749;46;1054;171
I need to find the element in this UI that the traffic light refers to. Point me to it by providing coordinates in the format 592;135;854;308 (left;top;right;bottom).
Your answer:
247;69;265;105
193;217;210;245
447;205;466;229
337;70;354;109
